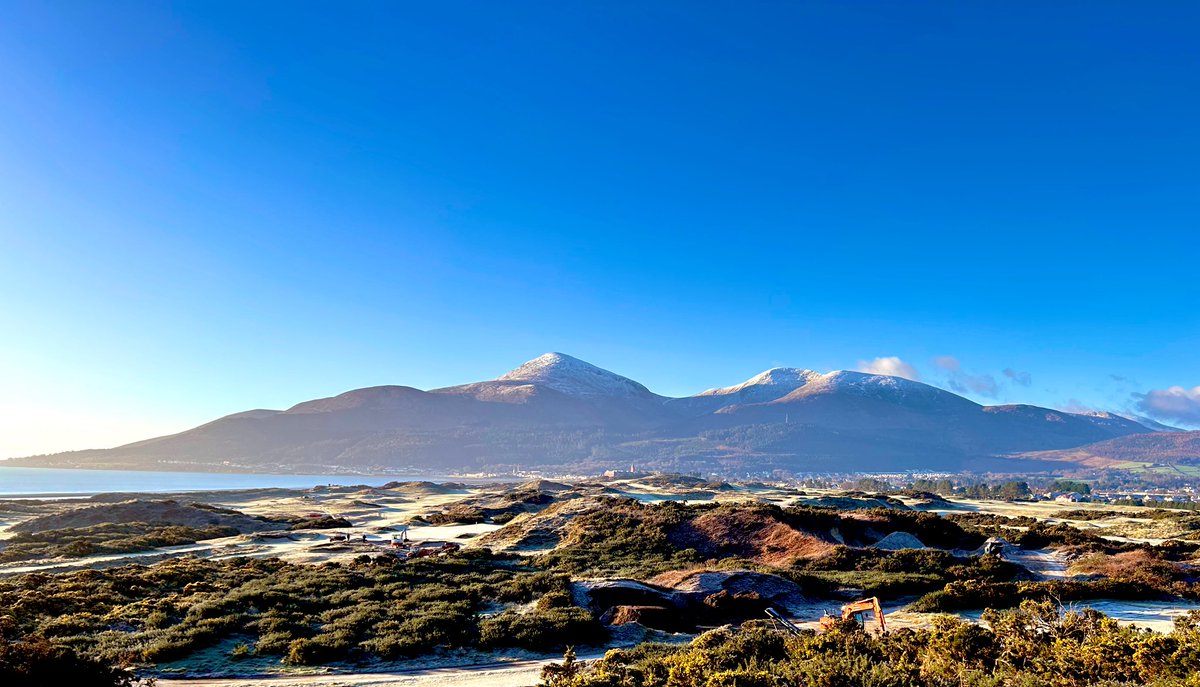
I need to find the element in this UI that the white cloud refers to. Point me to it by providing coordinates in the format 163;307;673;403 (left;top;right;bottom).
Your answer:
856;356;920;381
1134;386;1200;426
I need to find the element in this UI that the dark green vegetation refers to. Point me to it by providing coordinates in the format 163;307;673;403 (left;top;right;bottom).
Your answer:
531;500;1098;612
0;522;238;563
424;487;557;525
542;602;1200;687
0;637;143;687
794;546;1027;599
0;551;604;668
1045;480;1093;494
909;578;1173;613
851;477;1034;501
536;499;986;579
1054;508;1200;522
948;512;1200;555
1109;497;1200;512
4;496;1199;680
534;500;703;577
288;516;353;530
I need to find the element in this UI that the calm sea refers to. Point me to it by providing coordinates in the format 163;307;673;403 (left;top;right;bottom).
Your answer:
0;466;499;497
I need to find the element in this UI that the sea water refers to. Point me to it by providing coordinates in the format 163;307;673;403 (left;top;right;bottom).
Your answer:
0;466;491;497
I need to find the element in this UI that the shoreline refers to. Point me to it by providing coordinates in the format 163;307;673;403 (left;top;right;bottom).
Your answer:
0;465;523;498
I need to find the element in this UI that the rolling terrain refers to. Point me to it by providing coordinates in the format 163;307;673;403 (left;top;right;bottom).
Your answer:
3;476;1199;685
1014;431;1200;469
7;353;1169;474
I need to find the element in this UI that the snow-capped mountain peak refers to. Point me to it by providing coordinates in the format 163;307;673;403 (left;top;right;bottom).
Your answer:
696;367;821;403
781;369;967;405
17;351;1165;473
806;369;926;392
497;352;652;397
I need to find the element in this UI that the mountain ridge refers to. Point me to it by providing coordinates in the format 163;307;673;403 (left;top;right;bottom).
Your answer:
6;353;1175;474
1012;430;1200;467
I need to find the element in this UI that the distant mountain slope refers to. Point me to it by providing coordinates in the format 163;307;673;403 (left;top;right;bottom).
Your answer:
7;353;1161;474
690;368;823;407
1012;431;1200;467
1124;415;1185;433
488;352;657;398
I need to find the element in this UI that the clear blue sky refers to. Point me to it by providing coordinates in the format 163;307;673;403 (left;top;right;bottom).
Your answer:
1;2;1198;456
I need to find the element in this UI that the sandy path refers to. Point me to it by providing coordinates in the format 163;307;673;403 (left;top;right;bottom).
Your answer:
0;542;217;575
152;653;606;687
0;488;505;576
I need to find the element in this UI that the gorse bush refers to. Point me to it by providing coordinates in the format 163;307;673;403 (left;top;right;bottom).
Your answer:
0;551;604;666
543;603;1200;687
534;500;988;578
0;638;143;687
481;607;606;652
909;578;1172;613
534;500;700;577
791;546;1029;599
5;498;1197;675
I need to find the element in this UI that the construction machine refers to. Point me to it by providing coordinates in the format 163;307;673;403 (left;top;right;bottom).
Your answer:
765;607;804;637
819;597;886;633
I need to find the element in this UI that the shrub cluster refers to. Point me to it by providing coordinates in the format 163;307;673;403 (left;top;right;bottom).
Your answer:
0;550;604;667
535;500;701;577
908;578;1172;613
791;546;1026;599
544;602;1200;687
0;637;145;687
288;516;353;530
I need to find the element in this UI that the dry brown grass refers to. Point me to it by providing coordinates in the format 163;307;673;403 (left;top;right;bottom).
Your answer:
670;508;835;566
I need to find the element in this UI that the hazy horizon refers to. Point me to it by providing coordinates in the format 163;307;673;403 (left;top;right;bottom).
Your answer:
2;3;1197;457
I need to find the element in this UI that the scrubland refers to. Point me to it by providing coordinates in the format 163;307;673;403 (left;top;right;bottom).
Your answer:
1;477;1198;686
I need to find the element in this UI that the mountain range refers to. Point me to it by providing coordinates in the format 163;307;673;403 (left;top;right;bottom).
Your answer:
9;353;1194;475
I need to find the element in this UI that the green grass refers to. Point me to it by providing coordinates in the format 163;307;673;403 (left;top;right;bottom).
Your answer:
1110;461;1200;476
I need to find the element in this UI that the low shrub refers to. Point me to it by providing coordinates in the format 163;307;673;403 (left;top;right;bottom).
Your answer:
289;516;352;530
480;607;607;652
0;638;141;686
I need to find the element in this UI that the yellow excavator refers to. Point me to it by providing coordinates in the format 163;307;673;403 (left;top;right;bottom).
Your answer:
819;597;886;633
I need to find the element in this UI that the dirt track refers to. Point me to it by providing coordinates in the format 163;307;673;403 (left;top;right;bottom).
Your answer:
152;655;573;687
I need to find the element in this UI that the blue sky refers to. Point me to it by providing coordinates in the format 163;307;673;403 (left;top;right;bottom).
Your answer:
1;2;1198;456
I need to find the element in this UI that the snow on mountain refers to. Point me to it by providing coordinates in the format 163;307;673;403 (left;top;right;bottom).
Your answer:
218;409;283;421
1121;414;1185;433
695;368;822;404
495;352;655;397
1071;410;1173;434
777;370;966;404
9;352;1161;474
684;367;973;416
